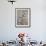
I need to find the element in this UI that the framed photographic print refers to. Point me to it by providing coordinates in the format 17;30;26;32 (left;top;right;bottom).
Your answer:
15;8;31;28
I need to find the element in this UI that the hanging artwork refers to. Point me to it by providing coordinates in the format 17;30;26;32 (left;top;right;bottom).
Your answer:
15;8;31;28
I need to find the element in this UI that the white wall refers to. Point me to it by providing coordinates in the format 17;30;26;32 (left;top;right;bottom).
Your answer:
0;0;46;42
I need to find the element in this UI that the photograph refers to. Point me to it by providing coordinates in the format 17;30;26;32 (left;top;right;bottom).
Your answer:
0;0;46;46
15;8;31;28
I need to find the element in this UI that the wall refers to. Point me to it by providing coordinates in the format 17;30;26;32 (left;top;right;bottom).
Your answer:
0;0;46;42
